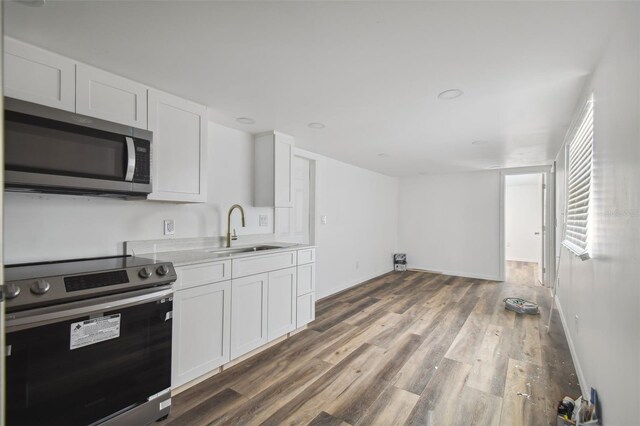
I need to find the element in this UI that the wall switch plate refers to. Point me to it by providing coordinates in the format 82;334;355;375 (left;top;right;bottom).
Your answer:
164;219;175;235
321;215;327;225
259;215;268;227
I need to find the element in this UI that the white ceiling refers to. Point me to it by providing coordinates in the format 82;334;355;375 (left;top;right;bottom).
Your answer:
4;1;623;176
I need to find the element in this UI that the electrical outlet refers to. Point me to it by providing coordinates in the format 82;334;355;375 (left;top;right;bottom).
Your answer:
259;215;268;227
164;219;175;235
321;215;327;225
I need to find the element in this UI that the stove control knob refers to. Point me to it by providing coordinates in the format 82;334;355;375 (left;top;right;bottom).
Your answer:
156;264;170;276
139;267;153;279
4;283;21;299
31;279;51;295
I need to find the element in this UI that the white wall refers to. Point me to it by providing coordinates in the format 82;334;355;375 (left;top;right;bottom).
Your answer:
553;6;640;425
3;122;273;264
505;175;542;263
296;148;399;299
397;171;501;280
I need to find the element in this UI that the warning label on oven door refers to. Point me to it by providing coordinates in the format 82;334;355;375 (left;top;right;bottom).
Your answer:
70;314;121;350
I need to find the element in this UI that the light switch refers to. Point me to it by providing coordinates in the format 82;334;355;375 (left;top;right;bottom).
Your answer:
321;215;327;225
259;215;268;227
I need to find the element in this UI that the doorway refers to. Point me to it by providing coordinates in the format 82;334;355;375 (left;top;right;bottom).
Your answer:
500;167;554;287
504;173;545;286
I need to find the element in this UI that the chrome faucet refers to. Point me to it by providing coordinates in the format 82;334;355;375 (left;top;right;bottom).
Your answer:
226;204;246;247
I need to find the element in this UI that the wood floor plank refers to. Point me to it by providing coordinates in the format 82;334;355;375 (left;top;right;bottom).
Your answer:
162;265;580;426
260;343;385;426
318;311;403;364
457;386;503;426
214;358;333;425
355;386;419;426
307;411;351;426
499;358;548;426
325;333;424;425
444;311;490;364
164;388;248;426
393;294;480;395
403;357;472;426
466;324;510;397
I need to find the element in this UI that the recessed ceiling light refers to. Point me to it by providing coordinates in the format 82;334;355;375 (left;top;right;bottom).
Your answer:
236;117;255;125
437;89;464;100
472;140;489;146
377;153;390;158
308;122;325;129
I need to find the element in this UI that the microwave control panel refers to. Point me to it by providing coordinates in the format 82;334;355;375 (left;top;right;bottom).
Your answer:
133;139;151;184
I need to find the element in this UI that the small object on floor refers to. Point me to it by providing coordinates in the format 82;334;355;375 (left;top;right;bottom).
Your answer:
503;297;540;314
394;253;407;271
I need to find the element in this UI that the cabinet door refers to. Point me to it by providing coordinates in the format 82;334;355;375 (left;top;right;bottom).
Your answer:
297;292;316;328
297;263;315;296
4;37;76;111
172;281;231;388
230;273;268;359
267;267;297;340
147;89;207;202
76;64;147;128
274;134;294;208
254;132;294;208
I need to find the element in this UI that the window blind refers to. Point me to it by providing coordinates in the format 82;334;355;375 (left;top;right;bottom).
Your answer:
563;94;594;259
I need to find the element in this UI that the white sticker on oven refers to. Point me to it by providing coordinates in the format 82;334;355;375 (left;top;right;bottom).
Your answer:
70;314;121;350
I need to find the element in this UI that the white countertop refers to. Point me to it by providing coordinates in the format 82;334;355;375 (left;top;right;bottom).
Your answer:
137;242;317;267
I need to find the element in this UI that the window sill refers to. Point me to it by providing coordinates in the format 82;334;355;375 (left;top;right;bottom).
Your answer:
562;240;591;261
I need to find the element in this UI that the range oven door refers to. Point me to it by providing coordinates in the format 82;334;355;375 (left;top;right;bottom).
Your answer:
5;286;173;426
4;97;152;196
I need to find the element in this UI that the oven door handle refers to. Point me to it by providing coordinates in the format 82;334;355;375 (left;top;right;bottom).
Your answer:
6;286;173;331
125;136;136;182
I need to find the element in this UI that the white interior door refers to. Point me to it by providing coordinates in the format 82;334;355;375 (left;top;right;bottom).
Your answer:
539;174;547;285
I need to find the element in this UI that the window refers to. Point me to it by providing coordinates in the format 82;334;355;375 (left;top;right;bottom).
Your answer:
563;94;594;260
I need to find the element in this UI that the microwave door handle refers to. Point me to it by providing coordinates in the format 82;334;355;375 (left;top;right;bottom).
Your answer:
125;136;136;182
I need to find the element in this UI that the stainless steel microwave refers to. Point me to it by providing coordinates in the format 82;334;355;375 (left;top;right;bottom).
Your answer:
4;97;152;197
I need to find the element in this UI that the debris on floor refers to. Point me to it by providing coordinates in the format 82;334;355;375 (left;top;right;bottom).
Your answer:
556;389;599;425
503;297;540;314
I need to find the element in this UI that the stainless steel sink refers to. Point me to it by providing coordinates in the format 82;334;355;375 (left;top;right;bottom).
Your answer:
205;245;283;255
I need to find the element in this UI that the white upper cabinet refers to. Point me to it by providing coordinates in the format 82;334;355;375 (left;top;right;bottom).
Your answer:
254;132;294;208
76;63;148;128
147;89;208;203
3;37;76;111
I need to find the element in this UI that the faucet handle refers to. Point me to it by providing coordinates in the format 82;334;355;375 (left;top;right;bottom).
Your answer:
232;229;238;241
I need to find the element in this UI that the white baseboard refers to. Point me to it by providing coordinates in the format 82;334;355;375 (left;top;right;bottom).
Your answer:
554;295;589;398
505;257;539;263
317;267;393;300
410;264;501;282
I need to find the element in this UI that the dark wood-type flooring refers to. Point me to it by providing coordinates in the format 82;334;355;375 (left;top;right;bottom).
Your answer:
162;266;579;426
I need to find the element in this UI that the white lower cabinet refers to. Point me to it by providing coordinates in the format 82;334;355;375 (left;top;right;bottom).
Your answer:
172;248;317;389
297;292;316;328
230;273;268;359
267;267;297;340
172;280;231;388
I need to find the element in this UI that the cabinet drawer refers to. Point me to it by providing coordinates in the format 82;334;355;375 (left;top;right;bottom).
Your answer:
175;260;231;291
232;251;296;278
296;263;315;296
297;248;315;265
296;293;315;328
